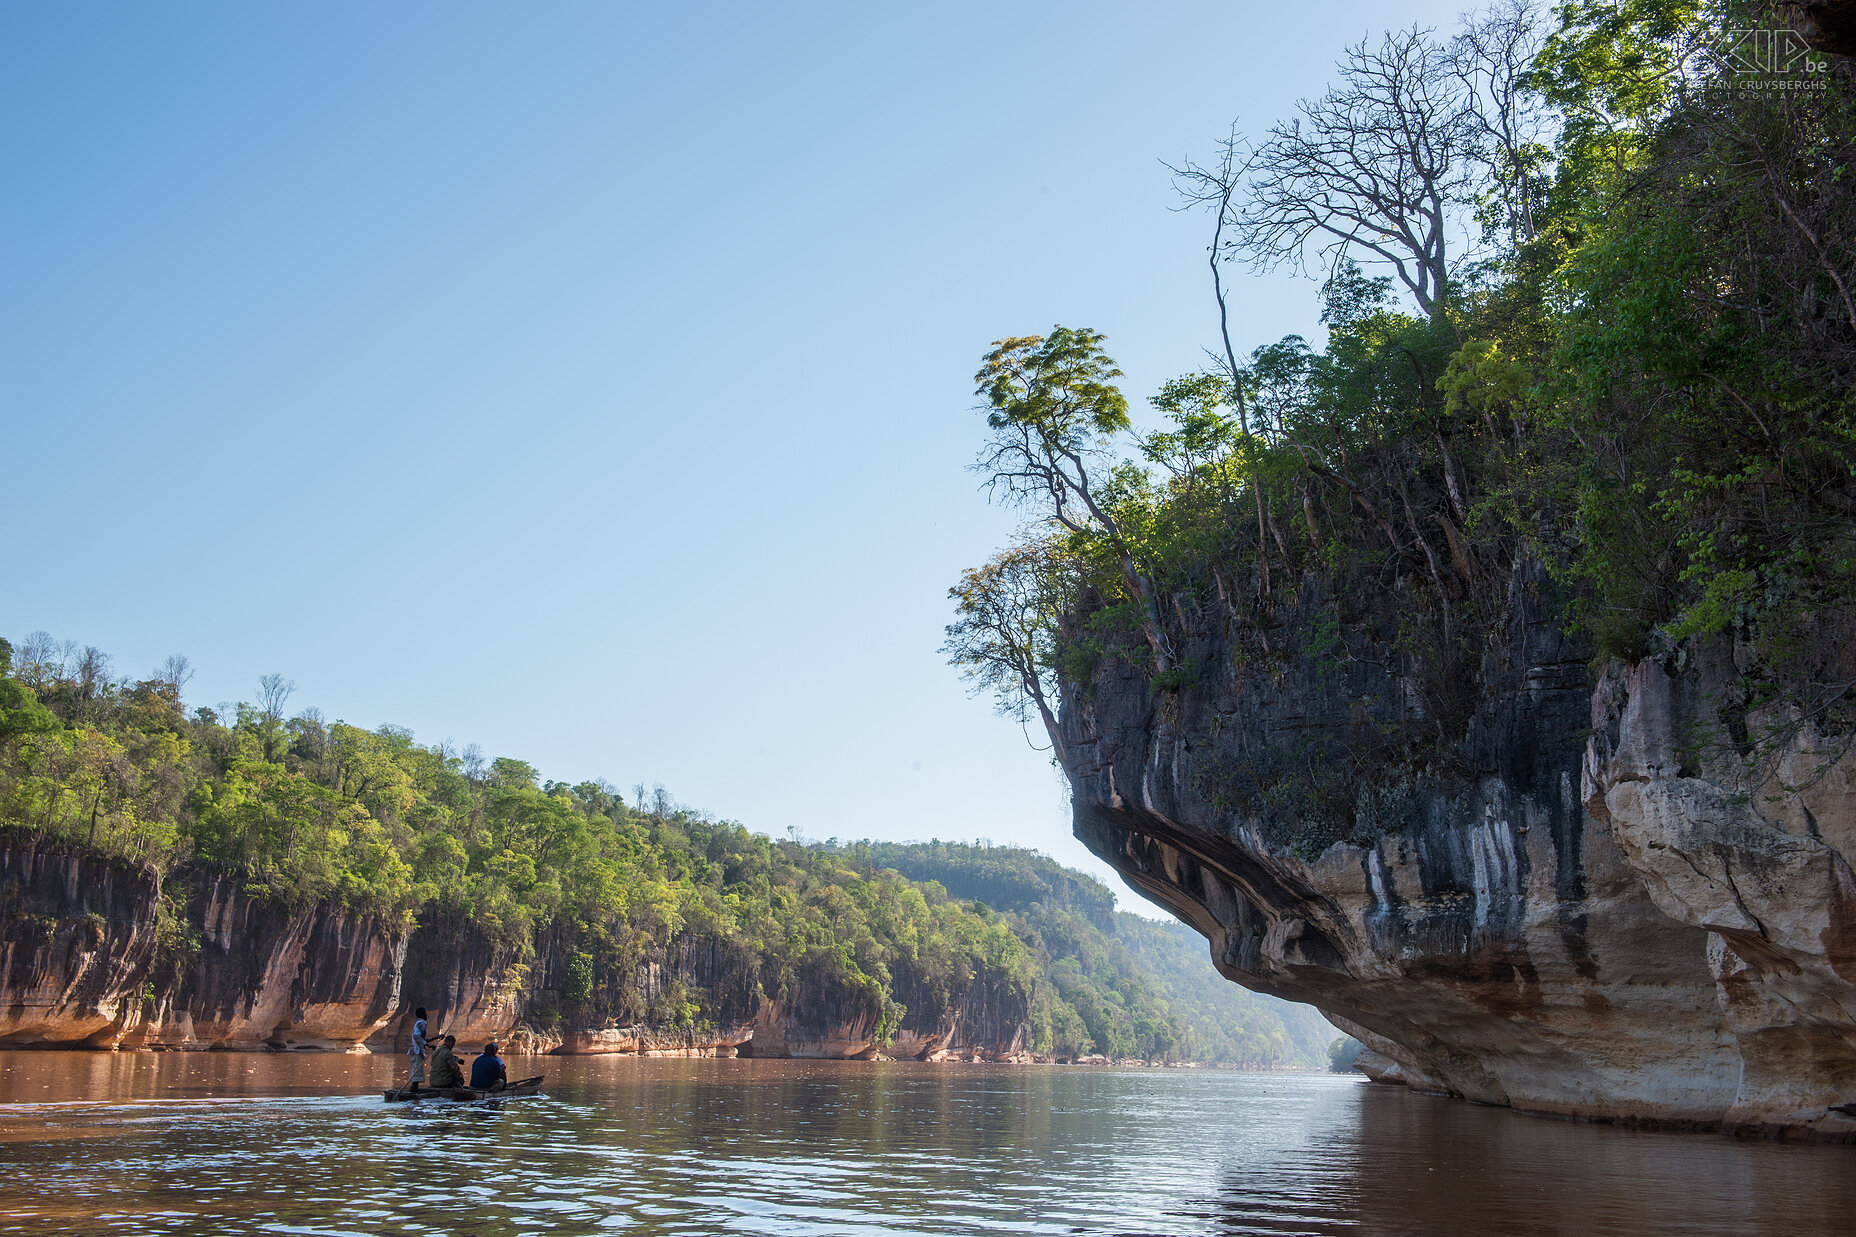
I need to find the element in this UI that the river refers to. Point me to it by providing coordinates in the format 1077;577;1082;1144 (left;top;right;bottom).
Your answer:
0;1053;1848;1235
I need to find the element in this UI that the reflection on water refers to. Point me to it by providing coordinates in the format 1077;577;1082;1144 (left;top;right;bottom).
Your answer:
0;1053;1848;1235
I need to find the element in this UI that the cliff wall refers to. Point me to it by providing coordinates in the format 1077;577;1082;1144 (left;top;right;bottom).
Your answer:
888;967;1032;1062
0;855;1033;1060
1061;566;1856;1137
0;834;157;1048
126;878;405;1051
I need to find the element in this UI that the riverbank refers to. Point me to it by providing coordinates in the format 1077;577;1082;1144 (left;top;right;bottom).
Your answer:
0;1035;1315;1071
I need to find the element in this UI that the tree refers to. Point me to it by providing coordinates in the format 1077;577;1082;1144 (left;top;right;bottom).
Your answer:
943;539;1073;762
1232;8;1556;317
255;673;297;762
156;654;194;701
972;327;1172;670
1454;0;1554;248
0;662;58;746
13;632;64;689
257;673;296;724
71;647;113;722
1169;133;1279;598
1531;0;1708;184
1236;24;1474;319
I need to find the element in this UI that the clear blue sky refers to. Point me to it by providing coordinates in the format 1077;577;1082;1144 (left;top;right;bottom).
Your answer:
3;1;1466;905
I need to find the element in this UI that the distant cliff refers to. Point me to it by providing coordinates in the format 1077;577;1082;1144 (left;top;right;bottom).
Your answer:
0;628;1051;1061
1060;564;1856;1139
0;832;1031;1060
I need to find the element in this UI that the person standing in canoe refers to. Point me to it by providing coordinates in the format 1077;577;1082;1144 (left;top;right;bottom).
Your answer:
470;1042;508;1092
405;1007;439;1093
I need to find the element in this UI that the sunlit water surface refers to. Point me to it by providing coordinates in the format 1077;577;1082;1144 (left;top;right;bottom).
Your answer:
0;1053;1849;1235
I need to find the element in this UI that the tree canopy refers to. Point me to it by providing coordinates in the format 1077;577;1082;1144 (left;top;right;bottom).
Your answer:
951;1;1856;796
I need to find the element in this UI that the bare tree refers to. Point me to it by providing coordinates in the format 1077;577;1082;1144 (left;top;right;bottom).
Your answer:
75;647;112;708
1454;0;1552;247
257;673;297;724
1170;130;1278;600
287;706;330;764
156;653;194;700
14;631;63;689
1236;24;1474;318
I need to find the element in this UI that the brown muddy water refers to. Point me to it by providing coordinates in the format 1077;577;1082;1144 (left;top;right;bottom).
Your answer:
0;1052;1849;1235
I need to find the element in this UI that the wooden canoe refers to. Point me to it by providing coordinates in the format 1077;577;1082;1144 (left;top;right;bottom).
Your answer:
382;1075;545;1102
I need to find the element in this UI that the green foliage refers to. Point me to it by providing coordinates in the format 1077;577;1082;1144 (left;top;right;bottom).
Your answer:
1328;1035;1363;1073
943;538;1076;740
0;644;1034;1035
150;890;200;991
0;641;1331;1063
862;839;1117;927
957;3;1856;798
560;951;594;1005
976;326;1131;444
864;839;1334;1065
1539;8;1856;679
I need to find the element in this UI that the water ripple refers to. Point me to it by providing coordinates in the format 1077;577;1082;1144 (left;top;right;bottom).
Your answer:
0;1058;1851;1235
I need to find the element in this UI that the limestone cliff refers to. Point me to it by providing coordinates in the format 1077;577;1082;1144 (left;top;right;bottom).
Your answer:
376;921;1031;1061
0;851;1033;1060
0;835;158;1047
1062;565;1856;1138
124;877;405;1051
1582;647;1856;1133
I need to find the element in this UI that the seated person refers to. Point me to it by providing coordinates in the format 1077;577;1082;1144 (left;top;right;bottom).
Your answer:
470;1042;509;1091
428;1035;465;1089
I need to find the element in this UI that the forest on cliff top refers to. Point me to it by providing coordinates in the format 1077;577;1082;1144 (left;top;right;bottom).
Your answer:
946;1;1856;853
0;633;1328;1066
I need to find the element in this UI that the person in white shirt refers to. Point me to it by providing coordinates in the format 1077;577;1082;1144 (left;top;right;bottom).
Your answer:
406;1006;439;1092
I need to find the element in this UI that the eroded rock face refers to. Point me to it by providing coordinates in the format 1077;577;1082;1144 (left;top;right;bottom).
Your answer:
888;968;1032;1062
366;914;535;1055
1062;569;1856;1137
0;855;1034;1061
0;836;157;1048
1583;651;1856;1133
129;878;404;1051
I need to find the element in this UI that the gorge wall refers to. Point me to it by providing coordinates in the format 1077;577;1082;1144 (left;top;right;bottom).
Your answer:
1062;565;1856;1138
0;837;1032;1061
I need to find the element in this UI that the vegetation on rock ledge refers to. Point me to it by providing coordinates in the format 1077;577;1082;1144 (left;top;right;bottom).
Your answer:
948;1;1856;847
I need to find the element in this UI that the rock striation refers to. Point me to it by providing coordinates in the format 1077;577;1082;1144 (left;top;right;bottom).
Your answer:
130;878;405;1051
0;835;158;1048
1061;565;1856;1138
0;841;1033;1061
